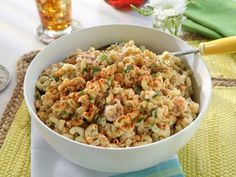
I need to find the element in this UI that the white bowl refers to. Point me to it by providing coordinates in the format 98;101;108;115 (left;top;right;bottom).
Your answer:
24;25;211;173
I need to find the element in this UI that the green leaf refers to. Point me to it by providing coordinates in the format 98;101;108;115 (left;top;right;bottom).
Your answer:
140;105;145;113
133;85;142;95
187;0;197;5
151;73;158;77
153;91;161;97
152;109;158;118
89;95;95;103
150;63;158;71
100;53;107;61
35;93;41;100
136;116;144;123
61;110;68;116
131;4;154;16
82;67;88;74
145;98;151;102
92;67;100;74
124;65;134;73
53;76;59;82
107;77;113;86
79;90;84;96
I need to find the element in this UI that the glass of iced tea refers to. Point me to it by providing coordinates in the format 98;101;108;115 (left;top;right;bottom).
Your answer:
35;0;81;44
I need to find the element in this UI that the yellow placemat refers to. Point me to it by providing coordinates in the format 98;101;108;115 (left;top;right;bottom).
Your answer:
178;86;236;177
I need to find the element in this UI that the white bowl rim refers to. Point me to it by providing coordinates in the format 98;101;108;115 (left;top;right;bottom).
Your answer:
24;24;212;151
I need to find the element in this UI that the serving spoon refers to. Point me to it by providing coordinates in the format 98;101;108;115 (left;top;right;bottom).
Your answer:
99;36;236;56
173;36;236;56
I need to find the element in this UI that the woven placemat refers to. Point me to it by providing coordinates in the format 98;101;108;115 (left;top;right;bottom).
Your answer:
0;50;236;148
0;51;39;147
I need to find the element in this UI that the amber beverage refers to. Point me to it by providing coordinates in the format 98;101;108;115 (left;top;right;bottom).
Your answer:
35;0;81;44
36;0;72;31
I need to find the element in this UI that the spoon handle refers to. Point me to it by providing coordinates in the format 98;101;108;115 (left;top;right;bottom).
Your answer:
199;36;236;55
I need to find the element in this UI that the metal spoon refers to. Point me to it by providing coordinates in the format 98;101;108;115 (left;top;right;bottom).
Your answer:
172;48;199;56
98;36;236;57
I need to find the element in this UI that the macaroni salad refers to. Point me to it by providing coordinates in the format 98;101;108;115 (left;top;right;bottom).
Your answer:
35;41;199;148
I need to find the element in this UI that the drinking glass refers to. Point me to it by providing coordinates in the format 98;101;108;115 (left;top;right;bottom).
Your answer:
152;14;184;37
35;0;81;44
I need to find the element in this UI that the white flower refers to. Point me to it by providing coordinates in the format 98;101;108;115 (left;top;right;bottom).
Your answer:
149;0;187;19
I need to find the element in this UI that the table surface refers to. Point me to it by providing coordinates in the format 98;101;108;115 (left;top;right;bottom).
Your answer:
0;0;152;118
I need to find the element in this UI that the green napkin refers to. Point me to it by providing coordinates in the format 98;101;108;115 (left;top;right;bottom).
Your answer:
183;0;236;39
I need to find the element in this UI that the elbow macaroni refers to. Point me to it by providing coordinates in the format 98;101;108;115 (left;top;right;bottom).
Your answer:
35;41;199;148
